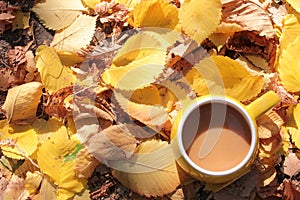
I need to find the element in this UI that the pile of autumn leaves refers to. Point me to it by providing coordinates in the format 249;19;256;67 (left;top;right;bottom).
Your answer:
1;0;300;199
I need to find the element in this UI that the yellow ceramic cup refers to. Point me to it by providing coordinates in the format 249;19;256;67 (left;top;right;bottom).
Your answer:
171;91;280;184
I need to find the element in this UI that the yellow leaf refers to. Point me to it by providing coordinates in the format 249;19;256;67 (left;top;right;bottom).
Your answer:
115;91;168;127
120;86;161;105
25;171;43;194
179;0;222;44
32;0;85;30
129;0;179;29
111;140;180;197
226;75;265;102
111;31;174;68
35;45;76;94
116;0;141;9
294;103;300;128
275;14;300;69
278;36;300;92
184;56;263;101
37;129;85;199
0;120;38;160
2;82;43;123
287;0;300;13
51;14;97;53
57;50;84;66
102;51;166;90
32;118;66;143
82;0;101;9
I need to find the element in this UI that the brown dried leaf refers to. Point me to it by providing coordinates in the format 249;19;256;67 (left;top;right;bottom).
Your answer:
258;111;284;139
2;174;29;200
283;153;300;177
221;0;276;38
85;124;138;164
283;179;300;200
74;147;100;179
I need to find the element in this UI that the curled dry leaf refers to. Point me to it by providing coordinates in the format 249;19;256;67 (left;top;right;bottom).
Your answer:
32;0;86;30
221;0;276;38
51;14;97;53
74;147;100;179
1;82;42;123
45;86;74;118
84;124;138;164
111;140;181;197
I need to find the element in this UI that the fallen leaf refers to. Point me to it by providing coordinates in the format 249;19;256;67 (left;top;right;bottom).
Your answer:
74;147;100;179
111;140;181;197
2;174;29;200
85;124;138;164
114;91;168;127
0;120;38;160
32;0;86;30
287;0;300;13
51;14;97;53
82;0;101;9
35;45;76;94
283;179;300;200
37;130;85;199
102;50;166;90
278;36;300;93
283;152;300;178
184;55;264;101
221;0;276;38
129;0;179;29
25;171;43;194
1;82;43;123
179;0;222;44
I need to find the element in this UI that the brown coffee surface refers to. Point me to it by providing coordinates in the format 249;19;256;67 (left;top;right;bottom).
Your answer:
184;103;251;172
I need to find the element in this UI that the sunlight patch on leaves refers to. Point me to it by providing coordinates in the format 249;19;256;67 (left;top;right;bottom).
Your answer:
0;120;38;160
51;14;97;53
35;45;76;94
32;0;85;30
179;0;222;44
81;0;101;9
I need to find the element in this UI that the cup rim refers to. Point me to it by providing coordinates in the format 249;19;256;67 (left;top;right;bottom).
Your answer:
177;95;257;176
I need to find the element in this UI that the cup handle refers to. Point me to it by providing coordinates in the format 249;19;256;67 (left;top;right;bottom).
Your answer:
246;91;280;119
